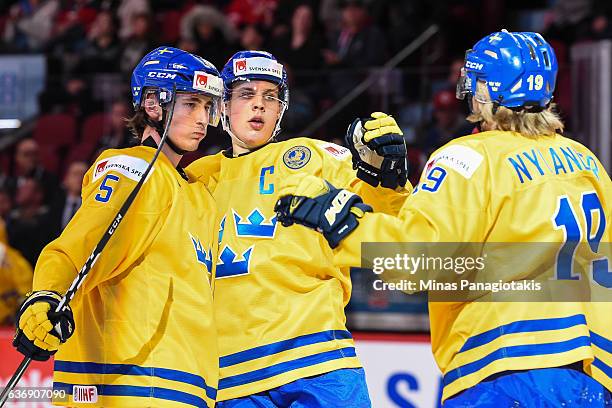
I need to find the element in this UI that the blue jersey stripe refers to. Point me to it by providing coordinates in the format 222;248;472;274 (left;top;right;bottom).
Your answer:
219;346;356;390
444;335;592;387
54;361;216;400
590;331;612;354
459;314;587;353
53;382;208;407
592;358;612;379
219;330;353;368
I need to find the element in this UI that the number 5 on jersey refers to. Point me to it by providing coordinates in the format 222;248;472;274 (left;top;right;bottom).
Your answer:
95;174;120;203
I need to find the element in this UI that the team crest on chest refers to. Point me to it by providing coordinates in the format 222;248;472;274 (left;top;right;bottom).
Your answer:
283;146;311;169
189;233;213;273
233;209;277;238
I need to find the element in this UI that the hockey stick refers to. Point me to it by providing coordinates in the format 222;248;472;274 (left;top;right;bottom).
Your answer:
0;86;177;407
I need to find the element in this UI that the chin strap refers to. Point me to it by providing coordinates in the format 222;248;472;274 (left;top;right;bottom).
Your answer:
143;105;188;155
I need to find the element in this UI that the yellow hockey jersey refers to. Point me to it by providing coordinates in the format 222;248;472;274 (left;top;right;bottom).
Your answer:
187;137;408;400
0;242;32;324
332;130;612;402
34;146;219;407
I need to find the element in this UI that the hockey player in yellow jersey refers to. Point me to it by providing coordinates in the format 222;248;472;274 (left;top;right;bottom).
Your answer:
12;47;224;407
0;238;33;325
186;50;409;406
276;31;612;406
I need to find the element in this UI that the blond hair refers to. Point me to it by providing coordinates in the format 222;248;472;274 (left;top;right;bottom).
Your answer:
468;82;564;137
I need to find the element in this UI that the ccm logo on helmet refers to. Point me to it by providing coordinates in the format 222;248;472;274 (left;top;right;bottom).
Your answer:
147;72;177;79
465;61;484;70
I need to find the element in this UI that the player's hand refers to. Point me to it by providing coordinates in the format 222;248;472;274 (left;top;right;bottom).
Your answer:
346;112;408;189
13;291;75;361
275;174;372;248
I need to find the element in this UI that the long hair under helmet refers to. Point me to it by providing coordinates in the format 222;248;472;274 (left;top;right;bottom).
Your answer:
220;50;289;142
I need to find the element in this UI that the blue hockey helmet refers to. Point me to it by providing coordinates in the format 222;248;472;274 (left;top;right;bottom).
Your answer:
456;30;557;111
131;46;223;126
220;50;289;138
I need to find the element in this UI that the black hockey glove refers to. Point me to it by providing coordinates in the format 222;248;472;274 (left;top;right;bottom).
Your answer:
13;291;75;361
275;175;372;248
346;112;408;189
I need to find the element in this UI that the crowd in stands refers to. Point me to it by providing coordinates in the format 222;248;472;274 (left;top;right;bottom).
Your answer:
1;0;611;324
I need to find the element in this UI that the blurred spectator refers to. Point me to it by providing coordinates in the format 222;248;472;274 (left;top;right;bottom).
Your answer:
239;24;265;50
77;9;122;73
273;4;324;73
39;75;101;116
2;0;60;51
323;0;387;136
7;139;60;207
95;100;136;155
280;65;315;136
226;0;278;28
117;0;150;40
120;12;156;73
323;1;386;70
319;0;342;34
590;2;612;39
47;0;99;55
370;1;432;54
0;188;12;220
180;5;237;68
419;89;473;155
50;161;88;237
545;0;593;44
6;177;54;267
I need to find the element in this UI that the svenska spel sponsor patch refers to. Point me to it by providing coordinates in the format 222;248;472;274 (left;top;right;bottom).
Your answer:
425;145;483;179
233;57;283;79
319;143;350;160
193;71;223;97
93;155;151;182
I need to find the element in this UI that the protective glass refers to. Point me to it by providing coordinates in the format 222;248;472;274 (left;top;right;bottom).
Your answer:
143;88;222;127
231;84;287;110
456;69;490;104
455;67;472;100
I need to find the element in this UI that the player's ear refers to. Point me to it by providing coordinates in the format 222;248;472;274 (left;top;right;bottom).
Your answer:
143;93;162;121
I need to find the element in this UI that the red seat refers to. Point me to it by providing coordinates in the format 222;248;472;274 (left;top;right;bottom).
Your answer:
66;142;97;165
80;112;109;146
38;145;61;174
33;113;77;150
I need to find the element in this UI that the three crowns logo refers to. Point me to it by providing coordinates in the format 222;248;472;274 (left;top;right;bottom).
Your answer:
216;246;253;278
189;233;212;273
233;209;277;238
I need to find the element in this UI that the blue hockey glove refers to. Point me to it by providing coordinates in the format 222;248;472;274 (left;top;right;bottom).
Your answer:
13;291;75;361
346;112;408;189
275;175;372;248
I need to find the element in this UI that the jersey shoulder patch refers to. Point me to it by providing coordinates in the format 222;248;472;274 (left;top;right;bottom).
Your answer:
426;144;483;179
93;154;151;183
316;142;351;160
282;145;311;169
